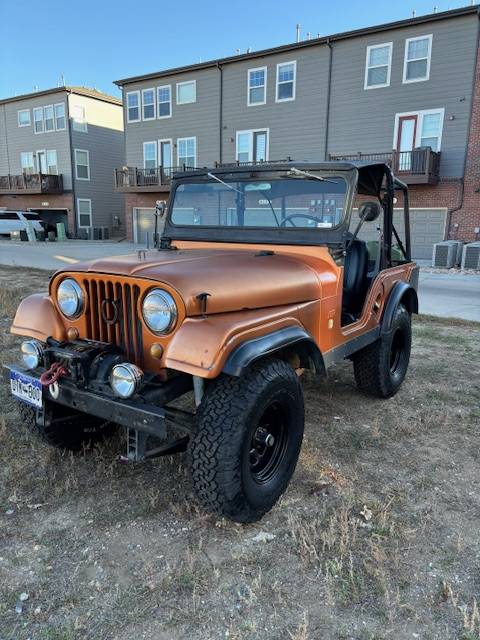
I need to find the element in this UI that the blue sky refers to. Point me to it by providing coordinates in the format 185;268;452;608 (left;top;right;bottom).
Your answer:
0;0;471;99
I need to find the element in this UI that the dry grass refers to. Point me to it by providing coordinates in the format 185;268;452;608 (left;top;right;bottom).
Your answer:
0;265;480;640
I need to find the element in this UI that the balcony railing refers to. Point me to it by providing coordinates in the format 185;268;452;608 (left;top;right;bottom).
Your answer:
114;166;193;192
0;173;64;194
328;148;441;185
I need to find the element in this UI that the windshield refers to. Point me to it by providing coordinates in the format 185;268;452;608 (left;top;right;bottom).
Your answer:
170;177;348;229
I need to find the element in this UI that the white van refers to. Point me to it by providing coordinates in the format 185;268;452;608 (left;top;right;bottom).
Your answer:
0;210;44;237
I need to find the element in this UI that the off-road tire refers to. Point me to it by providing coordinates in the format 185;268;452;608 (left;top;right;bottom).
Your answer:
17;400;114;451
189;359;304;523
352;303;411;398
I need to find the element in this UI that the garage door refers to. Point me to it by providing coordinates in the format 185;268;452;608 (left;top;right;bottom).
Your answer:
352;208;447;261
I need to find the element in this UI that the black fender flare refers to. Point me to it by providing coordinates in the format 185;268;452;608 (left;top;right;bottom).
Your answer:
381;281;418;335
222;326;326;377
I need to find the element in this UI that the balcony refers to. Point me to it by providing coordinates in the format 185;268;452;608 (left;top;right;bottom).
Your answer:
114;166;186;193
328;148;441;185
0;173;64;194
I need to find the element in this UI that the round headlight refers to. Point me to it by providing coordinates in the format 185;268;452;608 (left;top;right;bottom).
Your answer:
57;278;84;318
142;289;177;334
21;340;44;370
110;363;144;398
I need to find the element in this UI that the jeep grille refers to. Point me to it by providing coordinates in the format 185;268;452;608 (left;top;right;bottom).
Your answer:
82;277;143;364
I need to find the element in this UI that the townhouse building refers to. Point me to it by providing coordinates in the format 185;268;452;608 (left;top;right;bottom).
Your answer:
0;86;124;238
114;5;480;259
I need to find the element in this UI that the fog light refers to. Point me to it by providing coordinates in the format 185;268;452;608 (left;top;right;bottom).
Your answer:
21;340;44;370
110;363;144;398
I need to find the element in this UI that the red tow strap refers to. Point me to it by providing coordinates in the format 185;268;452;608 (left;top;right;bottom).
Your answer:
40;362;69;387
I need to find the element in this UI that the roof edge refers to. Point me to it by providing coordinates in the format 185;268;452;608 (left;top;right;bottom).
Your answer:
115;5;479;86
0;86;122;107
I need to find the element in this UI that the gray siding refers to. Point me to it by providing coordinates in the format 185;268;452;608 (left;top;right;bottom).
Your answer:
69;94;124;231
0;91;72;188
0;106;9;175
123;67;220;168
328;14;478;178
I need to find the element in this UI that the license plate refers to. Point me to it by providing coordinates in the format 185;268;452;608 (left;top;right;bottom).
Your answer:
10;369;43;408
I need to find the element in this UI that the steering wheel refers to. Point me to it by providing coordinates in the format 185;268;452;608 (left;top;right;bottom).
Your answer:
280;213;326;228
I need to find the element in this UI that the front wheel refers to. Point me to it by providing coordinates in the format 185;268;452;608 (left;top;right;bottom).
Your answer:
189;359;304;523
352;303;412;398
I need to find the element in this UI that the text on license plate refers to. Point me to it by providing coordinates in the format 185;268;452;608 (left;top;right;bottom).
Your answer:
10;370;43;408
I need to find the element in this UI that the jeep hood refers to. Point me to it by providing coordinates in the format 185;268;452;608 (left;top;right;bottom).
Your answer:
67;249;321;315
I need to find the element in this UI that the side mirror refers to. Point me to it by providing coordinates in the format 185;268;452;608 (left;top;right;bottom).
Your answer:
358;201;382;223
155;200;167;218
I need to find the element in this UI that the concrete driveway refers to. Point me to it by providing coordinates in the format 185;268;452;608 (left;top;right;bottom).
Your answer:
0;241;479;322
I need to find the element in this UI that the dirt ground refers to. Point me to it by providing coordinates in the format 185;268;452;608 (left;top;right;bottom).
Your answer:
0;265;479;640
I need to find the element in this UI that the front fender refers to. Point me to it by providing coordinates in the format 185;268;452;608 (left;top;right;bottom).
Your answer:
11;293;66;342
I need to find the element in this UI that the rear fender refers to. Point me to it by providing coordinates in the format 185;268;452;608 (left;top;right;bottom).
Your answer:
11;293;66;342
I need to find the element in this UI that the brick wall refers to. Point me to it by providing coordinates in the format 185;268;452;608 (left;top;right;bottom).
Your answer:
0;193;75;232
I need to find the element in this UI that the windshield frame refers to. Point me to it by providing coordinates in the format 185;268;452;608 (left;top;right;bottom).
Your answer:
163;167;358;246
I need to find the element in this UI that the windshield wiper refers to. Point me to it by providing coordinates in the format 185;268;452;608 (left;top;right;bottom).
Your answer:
286;167;338;184
207;172;244;195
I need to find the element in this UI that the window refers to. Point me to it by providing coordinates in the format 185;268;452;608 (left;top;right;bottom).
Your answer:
364;43;392;89
248;67;267;106
46;150;58;174
126;91;140;122
74;149;90;180
18;109;31;127
33;107;43;133
403;35;432;83
142;88;156;120
44;105;54;132
72;105;87;132
176;81;196;105
143;141;157;170
393;109;444;153
54;103;66;130
236;129;269;162
20;152;35;174
77;198;92;228
157;85;172;118
177;137;196;167
276;61;296;102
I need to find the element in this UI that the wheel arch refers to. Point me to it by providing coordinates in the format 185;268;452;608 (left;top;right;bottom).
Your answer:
222;326;326;377
381;281;418;335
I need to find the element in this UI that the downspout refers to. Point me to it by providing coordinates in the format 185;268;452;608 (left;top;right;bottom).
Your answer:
323;38;333;161
445;13;480;240
66;89;78;238
217;62;223;164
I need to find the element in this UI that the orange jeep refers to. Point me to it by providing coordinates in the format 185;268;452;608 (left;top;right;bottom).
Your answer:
7;161;418;523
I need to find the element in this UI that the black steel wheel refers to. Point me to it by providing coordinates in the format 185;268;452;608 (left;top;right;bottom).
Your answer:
189;358;304;523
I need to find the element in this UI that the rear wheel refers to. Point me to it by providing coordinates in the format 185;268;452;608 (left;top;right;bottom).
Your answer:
189;359;304;523
352;303;411;398
17;400;114;451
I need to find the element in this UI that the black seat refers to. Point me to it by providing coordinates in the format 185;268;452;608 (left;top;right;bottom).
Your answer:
342;239;369;317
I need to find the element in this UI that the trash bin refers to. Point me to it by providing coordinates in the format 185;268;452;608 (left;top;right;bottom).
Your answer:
48;231;56;242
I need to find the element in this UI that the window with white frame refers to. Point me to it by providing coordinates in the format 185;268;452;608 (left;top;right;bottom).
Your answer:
72;105;87;132
236;129;269;162
18;109;31;127
54;103;66;130
46;150;58;174
403;35;432;83
44;105;54;132
33;107;43;133
177;137;196;167
77;198;92;228
276;62;296;102
74;149;90;180
20;152;35;174
126;91;140;122
394;109;444;153
143;141;157;170
248;67;267;106
142;88;156;120
157;85;172;118
364;43;392;89
176;81;196;105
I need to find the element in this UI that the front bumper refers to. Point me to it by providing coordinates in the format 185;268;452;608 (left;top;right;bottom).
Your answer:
4;363;192;438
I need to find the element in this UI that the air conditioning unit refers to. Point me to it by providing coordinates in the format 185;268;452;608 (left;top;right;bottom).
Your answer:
432;241;458;268
461;242;480;269
93;226;110;240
